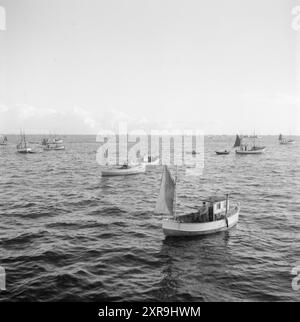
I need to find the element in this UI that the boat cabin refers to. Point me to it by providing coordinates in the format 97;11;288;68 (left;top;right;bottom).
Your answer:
201;196;229;221
176;195;229;223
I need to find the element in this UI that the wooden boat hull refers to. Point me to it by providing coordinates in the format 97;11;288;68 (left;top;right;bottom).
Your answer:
162;207;239;237
101;164;146;176
17;148;34;154
235;148;265;154
280;140;295;145
215;151;230;155
43;146;65;151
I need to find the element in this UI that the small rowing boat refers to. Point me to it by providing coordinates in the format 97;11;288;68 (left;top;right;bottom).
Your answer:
215;150;230;155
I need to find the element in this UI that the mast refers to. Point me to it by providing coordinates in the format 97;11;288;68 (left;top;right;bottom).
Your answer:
126;133;129;165
173;165;178;217
225;194;229;227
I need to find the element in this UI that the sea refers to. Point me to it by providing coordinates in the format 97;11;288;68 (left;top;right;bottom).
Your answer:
0;135;299;301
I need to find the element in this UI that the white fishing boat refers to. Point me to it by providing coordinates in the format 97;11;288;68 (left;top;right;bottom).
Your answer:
0;135;8;146
279;134;295;145
101;163;146;177
17;130;35;153
234;134;265;154
155;166;240;237
43;143;65;151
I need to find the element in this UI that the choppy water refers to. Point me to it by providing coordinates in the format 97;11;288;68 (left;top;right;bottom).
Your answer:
0;135;299;301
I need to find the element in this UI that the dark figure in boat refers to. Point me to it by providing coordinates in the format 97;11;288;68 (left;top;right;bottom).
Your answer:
176;196;230;223
119;163;130;169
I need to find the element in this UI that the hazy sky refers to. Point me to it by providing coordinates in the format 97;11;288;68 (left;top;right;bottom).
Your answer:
0;0;299;134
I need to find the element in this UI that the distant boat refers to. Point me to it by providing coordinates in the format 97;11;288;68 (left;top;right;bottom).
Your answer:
17;130;35;153
186;150;197;155
241;131;261;139
42;136;64;144
280;139;295;145
215;150;230;155
43;143;65;151
0;135;8;146
234;134;265;155
42;135;65;150
154;165;240;237
279;134;295;145
101;163;146;177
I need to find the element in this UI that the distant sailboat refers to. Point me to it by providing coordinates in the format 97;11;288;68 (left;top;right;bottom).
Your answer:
234;134;265;154
100;135;146;176
17;130;35;153
279;134;295;145
155;165;240;237
42;134;65;150
0;135;8;146
233;134;242;148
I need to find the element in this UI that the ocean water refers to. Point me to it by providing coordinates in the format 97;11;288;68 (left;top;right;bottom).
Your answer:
0;135;299;301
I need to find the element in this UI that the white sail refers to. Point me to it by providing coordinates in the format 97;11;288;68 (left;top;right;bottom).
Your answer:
155;165;175;216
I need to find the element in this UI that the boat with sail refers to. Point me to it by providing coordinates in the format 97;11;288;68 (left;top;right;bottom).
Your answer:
100;141;147;177
154;165;240;237
234;134;265;154
0;135;8;146
16;130;35;153
43;143;65;151
278;134;295;145
101;163;146;177
42;135;65;150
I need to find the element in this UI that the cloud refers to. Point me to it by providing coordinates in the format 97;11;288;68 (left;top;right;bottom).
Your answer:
73;106;97;129
0;104;9;113
17;104;59;120
241;92;300;106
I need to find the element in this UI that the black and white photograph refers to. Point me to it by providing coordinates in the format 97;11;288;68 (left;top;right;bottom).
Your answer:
0;0;299;310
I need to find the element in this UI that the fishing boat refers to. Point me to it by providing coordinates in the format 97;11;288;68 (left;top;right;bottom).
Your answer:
42;135;64;145
280;139;295;145
234;134;265;154
215;150;230;155
100;140;147;176
279;134;295;145
186;150;197;155
101;163;146;177
16;130;35;153
154;166;240;237
0;135;8;146
43;143;65;151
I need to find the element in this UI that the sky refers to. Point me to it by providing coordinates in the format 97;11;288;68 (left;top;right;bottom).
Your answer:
0;0;299;134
